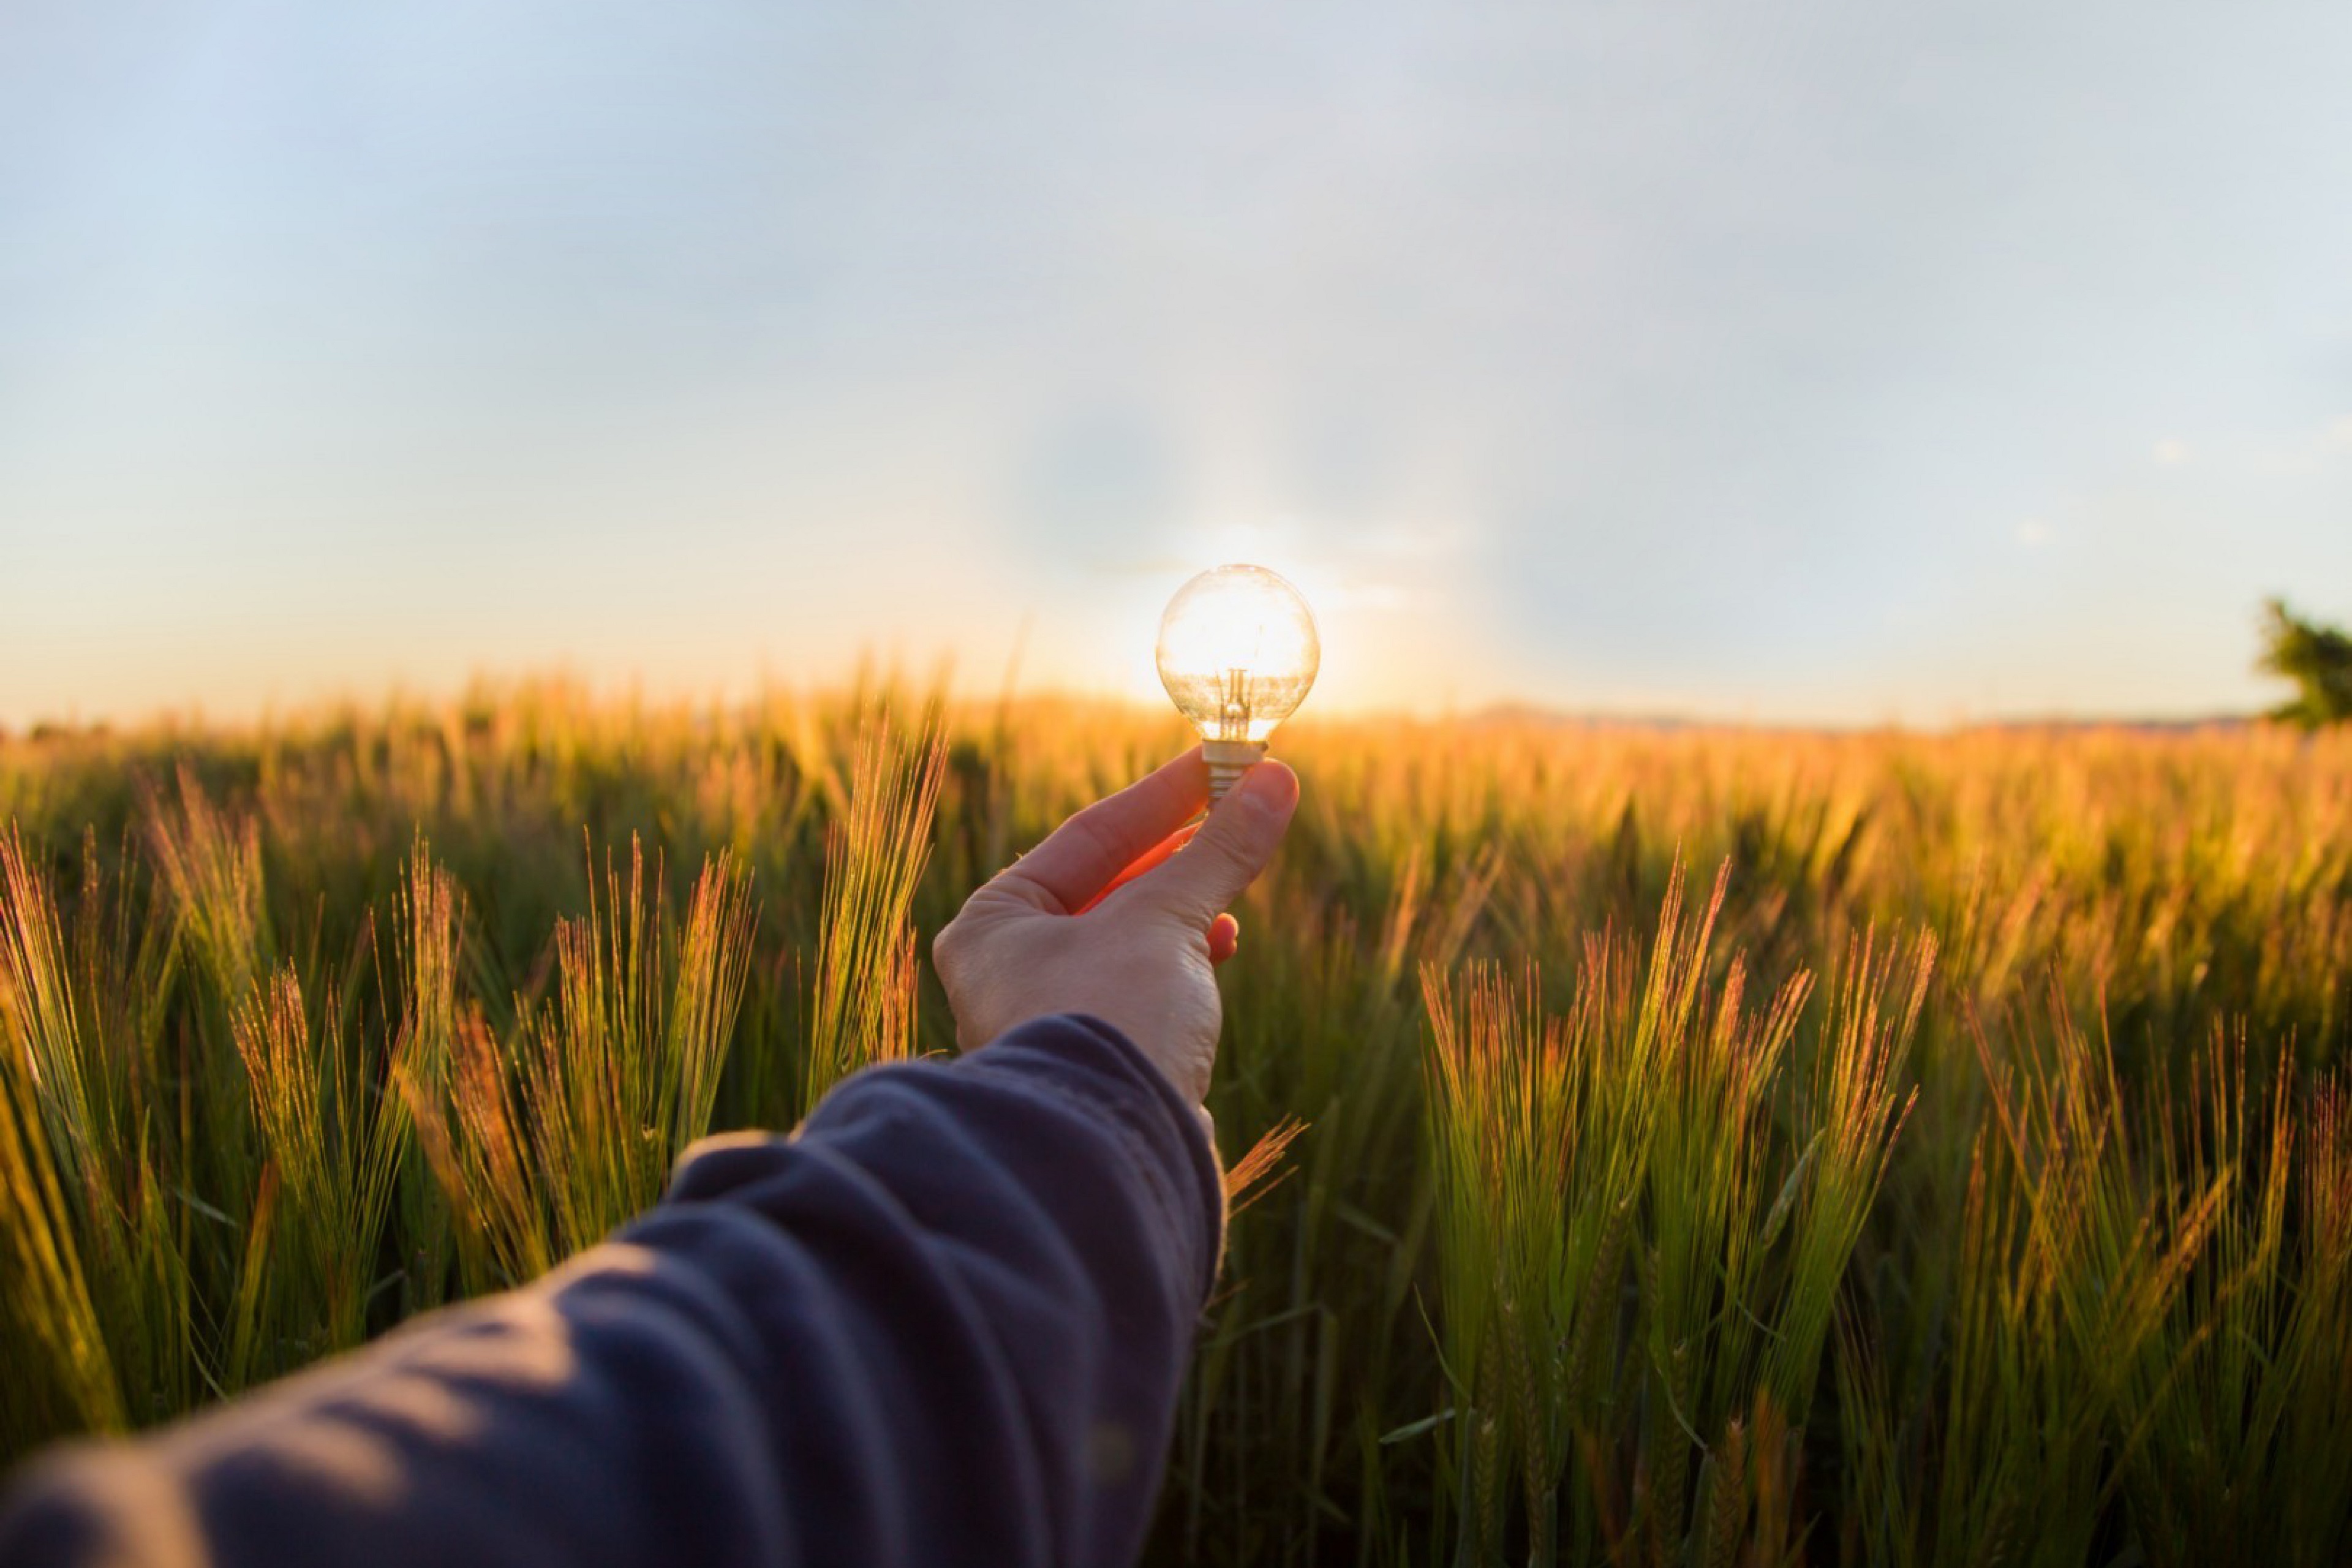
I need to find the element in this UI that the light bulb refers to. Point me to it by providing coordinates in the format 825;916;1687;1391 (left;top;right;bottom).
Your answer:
1156;564;1321;803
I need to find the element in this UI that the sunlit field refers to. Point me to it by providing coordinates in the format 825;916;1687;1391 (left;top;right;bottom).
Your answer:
4;684;2350;1566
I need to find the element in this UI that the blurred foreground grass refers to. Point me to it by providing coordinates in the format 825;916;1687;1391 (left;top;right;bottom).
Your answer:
4;681;2350;1566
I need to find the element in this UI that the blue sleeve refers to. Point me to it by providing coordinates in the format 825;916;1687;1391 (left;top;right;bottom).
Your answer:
0;1014;1226;1568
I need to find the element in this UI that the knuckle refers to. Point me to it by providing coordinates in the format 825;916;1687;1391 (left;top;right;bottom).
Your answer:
1197;820;1257;872
1063;808;1123;867
1175;835;1252;909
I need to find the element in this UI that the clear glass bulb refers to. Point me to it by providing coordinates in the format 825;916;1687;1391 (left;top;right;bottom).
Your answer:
1156;564;1320;800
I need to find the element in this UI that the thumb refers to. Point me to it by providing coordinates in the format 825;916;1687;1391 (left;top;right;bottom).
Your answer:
1124;760;1299;927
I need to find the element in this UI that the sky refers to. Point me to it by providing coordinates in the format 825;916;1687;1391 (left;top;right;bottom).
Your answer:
3;0;2350;729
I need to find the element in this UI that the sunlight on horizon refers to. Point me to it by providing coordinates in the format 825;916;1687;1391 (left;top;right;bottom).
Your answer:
4;3;2350;730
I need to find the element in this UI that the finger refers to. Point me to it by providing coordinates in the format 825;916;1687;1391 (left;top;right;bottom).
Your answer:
1208;913;1240;965
1117;759;1298;929
1074;822;1200;916
997;748;1207;914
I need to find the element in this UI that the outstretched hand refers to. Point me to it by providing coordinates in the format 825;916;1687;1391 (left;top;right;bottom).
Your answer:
932;747;1300;1109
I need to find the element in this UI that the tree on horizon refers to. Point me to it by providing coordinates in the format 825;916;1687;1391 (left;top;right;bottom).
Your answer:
2258;597;2352;726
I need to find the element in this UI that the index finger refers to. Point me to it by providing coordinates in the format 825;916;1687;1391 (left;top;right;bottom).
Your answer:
995;747;1208;914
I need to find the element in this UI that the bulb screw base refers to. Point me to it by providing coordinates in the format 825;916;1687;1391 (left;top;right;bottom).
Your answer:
1202;739;1267;805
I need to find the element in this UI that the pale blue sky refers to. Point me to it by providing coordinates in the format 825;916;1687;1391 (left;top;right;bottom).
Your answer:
3;1;2348;726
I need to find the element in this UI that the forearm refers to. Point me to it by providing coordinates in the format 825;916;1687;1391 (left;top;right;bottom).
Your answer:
0;1014;1224;1568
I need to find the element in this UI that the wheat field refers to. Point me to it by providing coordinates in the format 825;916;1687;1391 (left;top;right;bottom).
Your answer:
4;684;2349;1566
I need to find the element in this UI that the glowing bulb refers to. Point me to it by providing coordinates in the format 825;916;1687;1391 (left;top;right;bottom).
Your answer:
1156;564;1321;803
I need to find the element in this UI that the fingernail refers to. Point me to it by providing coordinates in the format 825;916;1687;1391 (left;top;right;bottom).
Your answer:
1238;761;1298;817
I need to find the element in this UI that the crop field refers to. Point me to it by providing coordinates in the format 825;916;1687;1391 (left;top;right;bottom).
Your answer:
2;684;2350;1566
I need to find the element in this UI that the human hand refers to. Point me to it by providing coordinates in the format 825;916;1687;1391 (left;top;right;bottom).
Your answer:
931;747;1300;1107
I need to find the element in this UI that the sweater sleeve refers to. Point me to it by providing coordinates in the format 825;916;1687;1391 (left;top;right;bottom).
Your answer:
0;1013;1226;1568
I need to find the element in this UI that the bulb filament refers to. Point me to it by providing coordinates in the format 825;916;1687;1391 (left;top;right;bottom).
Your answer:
1219;666;1253;742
